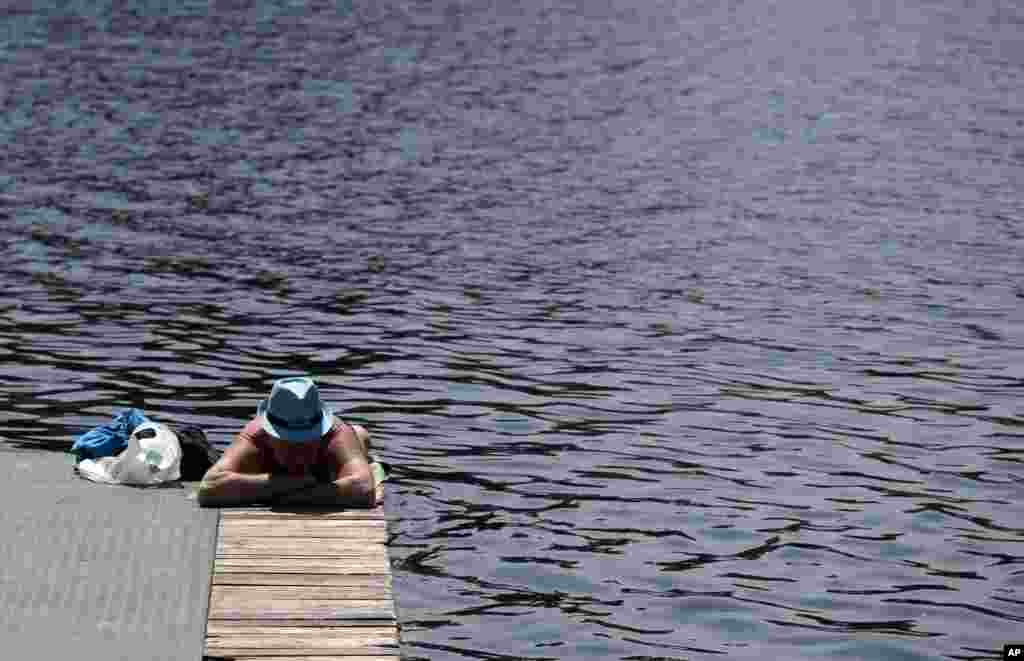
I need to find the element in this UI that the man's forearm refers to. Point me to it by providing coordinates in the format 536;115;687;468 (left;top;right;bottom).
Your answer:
198;472;316;507
273;474;375;507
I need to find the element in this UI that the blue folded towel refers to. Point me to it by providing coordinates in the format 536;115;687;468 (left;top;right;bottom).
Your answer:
71;409;151;461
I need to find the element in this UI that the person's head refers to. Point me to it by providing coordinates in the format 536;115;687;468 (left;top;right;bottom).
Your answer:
257;376;335;472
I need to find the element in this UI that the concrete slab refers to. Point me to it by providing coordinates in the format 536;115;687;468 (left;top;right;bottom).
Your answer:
0;449;219;661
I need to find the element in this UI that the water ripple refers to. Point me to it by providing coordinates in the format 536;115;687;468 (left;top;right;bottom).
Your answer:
2;0;1023;659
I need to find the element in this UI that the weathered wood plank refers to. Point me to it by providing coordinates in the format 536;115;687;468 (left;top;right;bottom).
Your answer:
207;645;400;656
221;519;388;540
216;548;388;558
207;646;400;658
213;573;390;588
208;501;398;658
210;586;393;614
211;584;390;599
209;609;393;626
206;623;399;636
214;657;399;661
210;607;395;621
208;619;397;629
205;623;399;655
216;554;389;565
220;519;387;532
218;538;387;556
215;557;390;573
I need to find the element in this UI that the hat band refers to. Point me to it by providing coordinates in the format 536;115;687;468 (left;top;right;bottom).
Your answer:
266;410;323;430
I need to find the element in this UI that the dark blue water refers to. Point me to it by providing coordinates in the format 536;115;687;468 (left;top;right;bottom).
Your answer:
2;1;1023;659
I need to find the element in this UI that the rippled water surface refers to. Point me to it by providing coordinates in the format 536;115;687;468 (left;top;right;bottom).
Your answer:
3;1;1023;659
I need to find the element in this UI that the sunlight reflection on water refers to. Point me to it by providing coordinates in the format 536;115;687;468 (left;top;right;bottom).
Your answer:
1;0;1023;659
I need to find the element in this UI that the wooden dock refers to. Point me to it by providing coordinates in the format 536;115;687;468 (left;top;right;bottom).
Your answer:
204;506;400;660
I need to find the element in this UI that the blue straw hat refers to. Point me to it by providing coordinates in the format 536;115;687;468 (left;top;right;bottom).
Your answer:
257;377;335;443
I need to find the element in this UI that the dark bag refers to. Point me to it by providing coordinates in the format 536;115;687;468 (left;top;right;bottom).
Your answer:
167;424;222;481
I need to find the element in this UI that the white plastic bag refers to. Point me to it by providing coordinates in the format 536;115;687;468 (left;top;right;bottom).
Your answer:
77;421;182;485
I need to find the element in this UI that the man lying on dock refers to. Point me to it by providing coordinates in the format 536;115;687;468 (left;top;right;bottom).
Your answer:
198;377;377;508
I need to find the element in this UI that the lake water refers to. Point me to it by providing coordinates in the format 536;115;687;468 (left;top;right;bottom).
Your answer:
2;1;1023;659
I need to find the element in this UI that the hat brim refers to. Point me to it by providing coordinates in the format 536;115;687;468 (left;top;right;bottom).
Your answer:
257;400;335;444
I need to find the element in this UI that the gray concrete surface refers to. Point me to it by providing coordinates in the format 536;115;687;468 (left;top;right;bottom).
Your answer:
0;449;219;661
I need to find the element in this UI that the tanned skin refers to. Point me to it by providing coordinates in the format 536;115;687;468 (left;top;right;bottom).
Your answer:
197;422;378;508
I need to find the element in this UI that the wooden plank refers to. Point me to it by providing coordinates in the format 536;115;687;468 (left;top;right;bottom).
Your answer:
217;541;386;554
220;517;385;527
220;517;388;528
211;584;391;598
206;623;399;637
217;540;387;552
213;573;390;588
207;645;400;658
207;644;400;656
210;607;395;622
217;533;387;548
215;546;388;555
209;619;396;629
209;602;394;622
211;584;391;604
215;657;399;661
216;555;387;565
207;501;399;659
215;557;390;573
221;519;388;540
216;534;387;547
217;518;386;527
205;623;399;656
217;538;387;556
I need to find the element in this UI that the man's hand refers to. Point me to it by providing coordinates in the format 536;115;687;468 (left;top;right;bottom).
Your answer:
270;472;375;508
197;471;318;507
273;482;334;505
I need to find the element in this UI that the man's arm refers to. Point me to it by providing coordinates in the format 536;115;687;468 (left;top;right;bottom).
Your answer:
197;425;321;507
272;470;375;508
197;471;318;507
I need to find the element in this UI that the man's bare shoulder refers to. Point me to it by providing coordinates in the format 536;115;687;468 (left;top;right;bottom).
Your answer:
327;422;371;476
202;418;268;480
